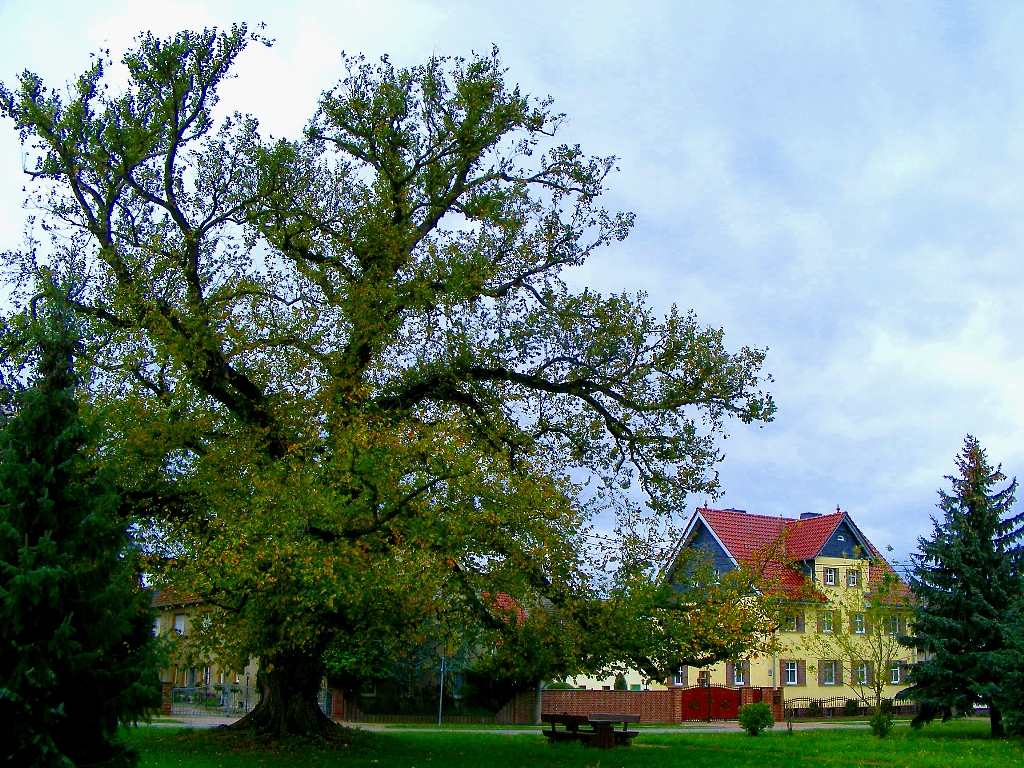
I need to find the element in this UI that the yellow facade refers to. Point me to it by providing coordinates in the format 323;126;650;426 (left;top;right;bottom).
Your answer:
153;601;258;689
693;554;916;701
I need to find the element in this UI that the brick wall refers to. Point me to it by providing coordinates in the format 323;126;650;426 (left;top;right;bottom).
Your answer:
501;687;784;725
334;685;784;725
541;689;679;723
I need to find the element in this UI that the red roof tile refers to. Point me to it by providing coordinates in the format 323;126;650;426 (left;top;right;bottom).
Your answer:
696;508;787;563
151;587;201;608
782;512;845;560
689;507;909;600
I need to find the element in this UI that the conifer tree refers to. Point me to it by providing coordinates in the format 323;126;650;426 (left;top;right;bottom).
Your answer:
0;293;161;767
904;436;1024;738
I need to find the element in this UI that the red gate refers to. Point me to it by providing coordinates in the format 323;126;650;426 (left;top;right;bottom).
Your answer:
679;685;741;721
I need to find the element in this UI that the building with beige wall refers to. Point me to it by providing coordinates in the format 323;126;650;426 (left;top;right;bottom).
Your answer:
570;508;915;705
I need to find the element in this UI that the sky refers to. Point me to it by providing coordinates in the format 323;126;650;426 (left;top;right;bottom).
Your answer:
1;0;1022;568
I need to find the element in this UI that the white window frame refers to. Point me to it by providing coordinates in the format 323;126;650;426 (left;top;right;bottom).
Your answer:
820;611;834;634
823;568;837;586
733;662;745;686
888;615;900;635
889;662;901;685
784;614;798;632
785;661;798;686
854;613;866;634
856;662;868;685
173;613;186;635
672;666;685;686
822;661;836;686
847;569;859;587
698;670;711;687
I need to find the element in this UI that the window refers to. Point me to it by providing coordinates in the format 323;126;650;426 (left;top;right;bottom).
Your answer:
360;681;376;697
820;611;834;634
823;568;838;586
853;613;866;634
698;670;711;687
856;662;868;685
203;666;211;685
153;618;161;637
672;666;686;686
783;612;804;632
888;615;901;635
890;662;901;685
785;661;798;686
847;569;859;587
630;684;642;691
172;613;186;635
732;661;747;686
821;661;836;686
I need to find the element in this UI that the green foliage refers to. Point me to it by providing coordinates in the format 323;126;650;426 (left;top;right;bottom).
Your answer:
737;702;775;736
843;699;860;716
869;709;894;738
806;700;823;718
0;25;776;733
905;436;1024;737
613;673;628;690
0;294;161;767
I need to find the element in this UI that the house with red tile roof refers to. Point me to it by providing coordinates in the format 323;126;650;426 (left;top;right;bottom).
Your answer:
664;507;916;705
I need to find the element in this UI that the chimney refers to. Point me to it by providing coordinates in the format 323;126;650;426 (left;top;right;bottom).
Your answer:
799;512;822;520
723;508;747;514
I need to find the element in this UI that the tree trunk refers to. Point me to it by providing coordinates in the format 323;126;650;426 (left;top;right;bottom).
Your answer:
989;702;1004;738
228;650;337;737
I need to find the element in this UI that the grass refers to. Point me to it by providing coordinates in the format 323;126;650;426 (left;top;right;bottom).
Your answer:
126;720;1021;768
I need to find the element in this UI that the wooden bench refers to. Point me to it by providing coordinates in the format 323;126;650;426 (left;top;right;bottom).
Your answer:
541;713;640;749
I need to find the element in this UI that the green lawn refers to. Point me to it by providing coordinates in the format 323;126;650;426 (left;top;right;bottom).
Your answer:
127;721;1021;768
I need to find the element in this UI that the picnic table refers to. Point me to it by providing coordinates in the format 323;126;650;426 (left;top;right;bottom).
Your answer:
541;713;640;749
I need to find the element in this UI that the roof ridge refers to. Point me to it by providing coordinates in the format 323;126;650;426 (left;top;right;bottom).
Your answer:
701;508;792;522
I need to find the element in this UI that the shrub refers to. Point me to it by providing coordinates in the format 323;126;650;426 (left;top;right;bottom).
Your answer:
843;699;861;716
738;702;775;736
543;681;574;690
869;709;894;738
807;700;824;718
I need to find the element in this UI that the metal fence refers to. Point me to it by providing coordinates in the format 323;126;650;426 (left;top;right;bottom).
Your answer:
783;696;919;718
169;685;332;718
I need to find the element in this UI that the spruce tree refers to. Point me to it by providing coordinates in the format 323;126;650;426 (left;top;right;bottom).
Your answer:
0;297;161;767
905;436;1024;738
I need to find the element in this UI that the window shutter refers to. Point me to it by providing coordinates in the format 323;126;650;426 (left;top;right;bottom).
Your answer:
779;658;785;684
899;617;908;635
834;611;842;633
726;661;734;686
866;661;875;686
797;660;807;686
743;661;750;685
865;616;874;635
817;660;825;686
796;611;806;633
817;611;824;633
836;661;844;686
849;614;856;633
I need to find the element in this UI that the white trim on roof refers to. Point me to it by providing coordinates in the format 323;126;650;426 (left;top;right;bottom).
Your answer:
669;510;741;572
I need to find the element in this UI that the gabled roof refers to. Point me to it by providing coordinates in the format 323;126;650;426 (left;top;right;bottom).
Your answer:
783;511;846;559
152;587;201;608
671;507;908;600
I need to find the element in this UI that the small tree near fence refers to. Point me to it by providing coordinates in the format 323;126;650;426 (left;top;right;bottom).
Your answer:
805;565;912;738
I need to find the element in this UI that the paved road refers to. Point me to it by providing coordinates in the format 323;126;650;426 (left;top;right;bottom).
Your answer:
146;717;879;733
